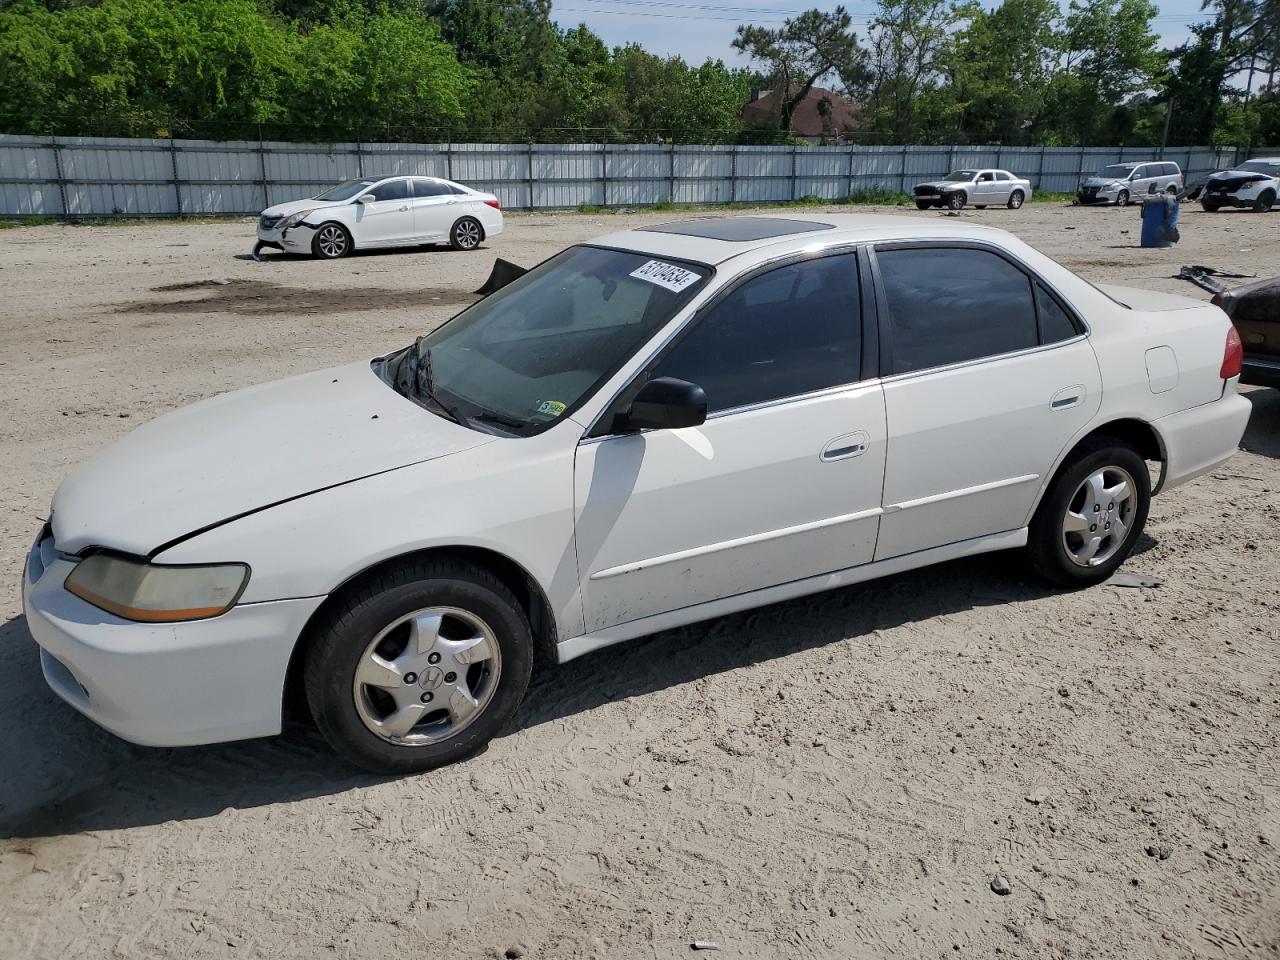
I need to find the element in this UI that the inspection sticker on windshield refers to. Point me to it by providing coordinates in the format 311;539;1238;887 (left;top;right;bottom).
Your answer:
536;400;566;418
630;259;699;292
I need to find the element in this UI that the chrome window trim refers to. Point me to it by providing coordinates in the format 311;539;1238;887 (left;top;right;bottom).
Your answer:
874;333;1090;387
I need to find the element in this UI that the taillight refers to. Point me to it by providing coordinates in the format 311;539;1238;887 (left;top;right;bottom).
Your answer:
1221;325;1243;379
484;199;501;210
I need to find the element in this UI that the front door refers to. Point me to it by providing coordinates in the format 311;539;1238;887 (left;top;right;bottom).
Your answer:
353;178;414;246
574;252;886;633
870;243;1102;560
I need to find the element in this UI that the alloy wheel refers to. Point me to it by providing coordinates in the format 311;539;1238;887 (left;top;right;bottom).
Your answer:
455;220;482;249
317;225;348;258
1061;465;1137;567
352;606;502;745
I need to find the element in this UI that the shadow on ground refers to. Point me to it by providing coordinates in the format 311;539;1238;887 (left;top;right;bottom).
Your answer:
0;551;1059;839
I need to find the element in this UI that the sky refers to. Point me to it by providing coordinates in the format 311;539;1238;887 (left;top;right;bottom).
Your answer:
549;0;1210;70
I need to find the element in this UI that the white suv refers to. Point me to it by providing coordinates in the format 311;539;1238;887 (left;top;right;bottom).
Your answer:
255;175;503;259
1200;158;1280;212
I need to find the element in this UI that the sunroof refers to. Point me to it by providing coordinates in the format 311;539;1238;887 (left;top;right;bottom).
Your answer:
639;217;835;241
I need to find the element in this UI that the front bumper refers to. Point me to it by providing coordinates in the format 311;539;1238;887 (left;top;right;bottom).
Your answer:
1202;181;1269;206
257;221;317;254
22;532;324;747
1077;185;1122;204
1242;354;1280;388
1153;387;1252;492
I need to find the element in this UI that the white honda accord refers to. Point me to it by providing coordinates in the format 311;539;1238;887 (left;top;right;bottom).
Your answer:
24;215;1250;772
254;174;503;259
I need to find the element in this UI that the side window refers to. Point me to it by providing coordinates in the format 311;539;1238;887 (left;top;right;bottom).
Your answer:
651;254;862;413
995;171;1012;181
368;179;411;201
1165;163;1180;177
1036;283;1080;344
413;179;452;197
979;171;995;182
449;184;469;195
876;247;1038;375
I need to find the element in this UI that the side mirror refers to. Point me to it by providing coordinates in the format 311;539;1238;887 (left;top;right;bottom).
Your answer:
357;194;375;204
617;377;707;433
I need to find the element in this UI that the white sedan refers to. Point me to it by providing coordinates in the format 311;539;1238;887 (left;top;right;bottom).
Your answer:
24;215;1251;772
254;175;503;259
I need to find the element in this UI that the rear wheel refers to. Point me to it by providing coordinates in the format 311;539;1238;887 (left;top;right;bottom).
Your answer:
1008;190;1025;209
449;217;484;251
312;223;351;259
304;559;533;773
1026;437;1150;588
1253;190;1275;213
947;191;966;210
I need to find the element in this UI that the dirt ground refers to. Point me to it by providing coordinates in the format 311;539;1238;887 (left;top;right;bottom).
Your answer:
1;201;1278;960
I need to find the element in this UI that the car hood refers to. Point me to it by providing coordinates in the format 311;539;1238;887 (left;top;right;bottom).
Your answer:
917;181;965;190
261;198;347;218
51;361;493;556
1082;177;1122;188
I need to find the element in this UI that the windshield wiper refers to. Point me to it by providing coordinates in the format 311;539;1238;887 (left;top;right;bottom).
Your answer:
468;410;529;434
405;337;464;426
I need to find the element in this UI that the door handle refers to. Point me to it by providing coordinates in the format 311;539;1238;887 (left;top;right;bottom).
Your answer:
1050;385;1085;410
398;205;409;211
821;431;869;461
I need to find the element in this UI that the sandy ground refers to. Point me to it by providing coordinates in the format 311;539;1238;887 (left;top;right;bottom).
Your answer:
1;201;1278;960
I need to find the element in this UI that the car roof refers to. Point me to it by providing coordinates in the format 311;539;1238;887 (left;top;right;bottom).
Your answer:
592;213;1017;266
1245;156;1280;162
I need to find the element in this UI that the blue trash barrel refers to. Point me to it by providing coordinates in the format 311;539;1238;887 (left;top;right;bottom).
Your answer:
1141;194;1180;248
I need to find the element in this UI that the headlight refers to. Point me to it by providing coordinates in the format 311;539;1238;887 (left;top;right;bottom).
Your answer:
284;209;313;227
64;553;250;622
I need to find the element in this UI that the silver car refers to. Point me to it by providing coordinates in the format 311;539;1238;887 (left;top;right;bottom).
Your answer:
912;169;1033;211
1077;161;1182;206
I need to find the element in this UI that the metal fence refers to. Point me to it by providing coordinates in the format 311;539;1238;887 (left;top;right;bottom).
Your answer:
0;134;1240;218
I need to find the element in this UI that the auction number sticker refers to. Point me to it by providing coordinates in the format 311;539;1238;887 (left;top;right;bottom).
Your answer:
629;259;700;292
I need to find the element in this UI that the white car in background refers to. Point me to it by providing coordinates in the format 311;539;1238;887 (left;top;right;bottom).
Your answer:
255;175;503;259
1199;157;1280;212
24;215;1250;773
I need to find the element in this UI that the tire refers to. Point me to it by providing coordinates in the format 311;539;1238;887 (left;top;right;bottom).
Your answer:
311;222;352;259
1201;199;1221;212
915;200;933;210
449;217;484;251
1165;185;1179;196
1116;190;1130;207
1007;190;1025;209
303;559;533;773
1026;436;1151;588
946;191;966;210
1253;190;1275;213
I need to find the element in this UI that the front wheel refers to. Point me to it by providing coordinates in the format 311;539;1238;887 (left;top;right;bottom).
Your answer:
1007;190;1025;209
946;191;966;210
1201;199;1221;212
304;559;533;773
1253;190;1275;213
1026;437;1150;588
1116;189;1130;207
915;200;933;210
311;223;352;259
449;217;484;251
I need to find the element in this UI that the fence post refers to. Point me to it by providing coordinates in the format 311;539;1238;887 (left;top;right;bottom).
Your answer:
600;138;608;207
730;144;738;204
50;137;68;217
257;133;269;211
846;144;855;199
169;138;182;216
355;139;364;178
445;137;454;182
669;140;676;203
948;143;956;178
1077;145;1086;186
1039;144;1046;191
527;142;535;211
790;143;798;200
899;143;908;194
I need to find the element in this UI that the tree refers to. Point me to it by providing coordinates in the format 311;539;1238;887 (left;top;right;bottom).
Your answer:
860;0;955;143
733;7;865;135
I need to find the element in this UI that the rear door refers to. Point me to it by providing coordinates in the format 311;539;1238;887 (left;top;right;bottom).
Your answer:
993;171;1014;202
574;250;886;633
410;178;458;241
869;242;1102;560
1131;164;1156;196
353;178;414;246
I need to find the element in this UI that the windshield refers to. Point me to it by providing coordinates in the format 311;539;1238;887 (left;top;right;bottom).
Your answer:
943;170;978;181
1240;160;1280;174
387;246;711;434
1096;164;1137;179
314;178;376;201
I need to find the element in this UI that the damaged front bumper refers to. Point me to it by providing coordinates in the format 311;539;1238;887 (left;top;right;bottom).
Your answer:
254;220;318;257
